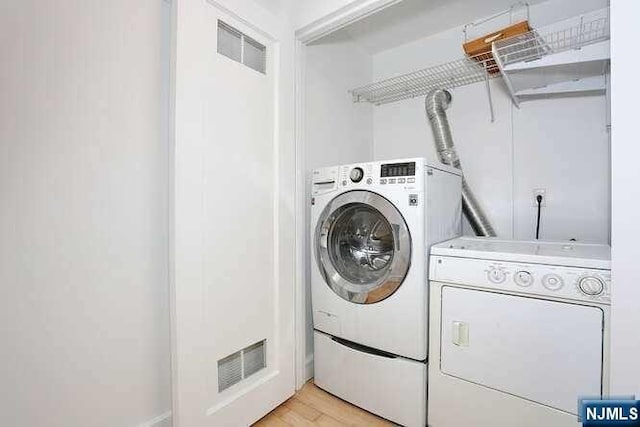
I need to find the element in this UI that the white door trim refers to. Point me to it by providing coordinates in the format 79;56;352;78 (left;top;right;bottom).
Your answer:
295;0;402;44
294;37;309;390
292;0;404;390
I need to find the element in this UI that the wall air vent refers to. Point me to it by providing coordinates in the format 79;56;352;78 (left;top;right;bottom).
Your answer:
217;20;266;74
217;339;266;392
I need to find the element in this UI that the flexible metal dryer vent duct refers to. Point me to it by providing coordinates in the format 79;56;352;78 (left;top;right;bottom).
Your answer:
425;89;496;237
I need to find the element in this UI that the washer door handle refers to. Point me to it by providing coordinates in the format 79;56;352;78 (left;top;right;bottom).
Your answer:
393;223;400;250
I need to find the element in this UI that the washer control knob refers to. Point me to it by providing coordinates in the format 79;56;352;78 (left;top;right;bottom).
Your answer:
514;271;533;287
487;268;507;284
542;273;564;291
349;167;364;183
578;276;605;296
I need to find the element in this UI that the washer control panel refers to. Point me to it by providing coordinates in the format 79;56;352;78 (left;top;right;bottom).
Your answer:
431;256;611;304
337;161;423;189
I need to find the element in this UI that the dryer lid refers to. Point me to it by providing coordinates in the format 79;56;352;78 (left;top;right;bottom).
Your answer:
431;237;610;270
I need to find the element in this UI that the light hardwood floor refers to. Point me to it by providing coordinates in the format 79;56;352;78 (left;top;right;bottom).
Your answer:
253;381;395;426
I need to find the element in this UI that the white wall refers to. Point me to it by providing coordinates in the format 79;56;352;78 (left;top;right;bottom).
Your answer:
371;0;610;242
0;1;171;426
303;32;373;376
610;0;640;397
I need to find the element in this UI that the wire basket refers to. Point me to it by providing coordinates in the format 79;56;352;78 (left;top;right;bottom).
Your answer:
493;15;609;67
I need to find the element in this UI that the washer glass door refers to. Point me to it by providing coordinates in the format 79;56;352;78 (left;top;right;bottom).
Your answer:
315;190;411;304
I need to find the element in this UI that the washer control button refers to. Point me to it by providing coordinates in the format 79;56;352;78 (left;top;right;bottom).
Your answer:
342;180;347;186
487;268;507;284
366;177;373;185
398;178;406;183
388;178;396;184
542;273;564;291
514;271;533;287
578;276;605;296
407;177;416;183
380;179;387;184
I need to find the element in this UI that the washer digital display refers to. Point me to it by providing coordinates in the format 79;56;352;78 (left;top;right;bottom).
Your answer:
380;162;416;178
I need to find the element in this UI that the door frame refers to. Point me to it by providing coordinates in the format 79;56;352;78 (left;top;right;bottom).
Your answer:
292;0;404;389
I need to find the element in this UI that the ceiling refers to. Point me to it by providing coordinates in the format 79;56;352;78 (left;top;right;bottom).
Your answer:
332;0;548;54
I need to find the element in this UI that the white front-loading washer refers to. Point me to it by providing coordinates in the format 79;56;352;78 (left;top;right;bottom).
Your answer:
428;237;611;427
310;158;462;427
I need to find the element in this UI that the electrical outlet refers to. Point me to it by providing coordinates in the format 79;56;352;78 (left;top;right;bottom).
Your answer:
532;189;546;207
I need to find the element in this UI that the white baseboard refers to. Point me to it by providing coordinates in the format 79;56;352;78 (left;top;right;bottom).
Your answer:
305;354;314;382
137;411;172;427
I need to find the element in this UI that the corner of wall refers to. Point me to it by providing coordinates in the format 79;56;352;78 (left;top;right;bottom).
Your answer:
305;353;314;382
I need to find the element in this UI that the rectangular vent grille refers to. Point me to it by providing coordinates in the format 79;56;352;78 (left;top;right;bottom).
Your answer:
217;352;242;392
243;340;266;377
217;339;266;392
217;20;266;74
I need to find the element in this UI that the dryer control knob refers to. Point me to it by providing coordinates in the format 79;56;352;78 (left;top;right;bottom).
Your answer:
578;276;605;296
542;273;564;291
487;268;506;284
350;167;364;183
514;271;533;287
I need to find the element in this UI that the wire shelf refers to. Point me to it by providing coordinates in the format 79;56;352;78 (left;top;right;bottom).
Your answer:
350;52;500;106
349;9;609;107
493;15;609;67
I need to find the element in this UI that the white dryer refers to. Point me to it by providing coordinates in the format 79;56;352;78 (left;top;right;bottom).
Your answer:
428;237;611;427
311;158;462;427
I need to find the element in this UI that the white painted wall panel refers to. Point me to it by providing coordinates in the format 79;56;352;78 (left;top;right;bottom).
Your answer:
512;97;610;242
0;1;171;426
610;0;640;397
305;37;373;168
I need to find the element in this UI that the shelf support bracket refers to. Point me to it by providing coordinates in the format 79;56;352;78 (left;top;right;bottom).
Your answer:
484;69;495;123
492;42;521;108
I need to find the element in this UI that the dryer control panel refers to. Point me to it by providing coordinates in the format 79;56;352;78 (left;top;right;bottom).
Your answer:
430;255;611;304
